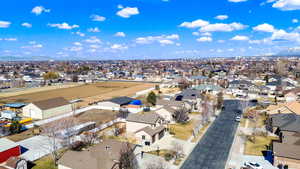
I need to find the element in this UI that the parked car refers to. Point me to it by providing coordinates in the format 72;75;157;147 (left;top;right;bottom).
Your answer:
244;162;263;169
235;116;241;122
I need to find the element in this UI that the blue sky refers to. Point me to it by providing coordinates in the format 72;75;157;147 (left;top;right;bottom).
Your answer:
1;0;300;60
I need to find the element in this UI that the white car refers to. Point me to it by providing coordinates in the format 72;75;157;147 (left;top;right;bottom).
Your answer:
235;116;241;122
244;162;263;169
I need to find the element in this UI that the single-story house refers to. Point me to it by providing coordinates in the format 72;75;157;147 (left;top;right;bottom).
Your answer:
0;138;21;163
22;97;72;119
155;106;176;122
265;101;300;116
135;126;166;146
268;113;300;168
126;113;166;146
97;96;134;111
58;139;137;169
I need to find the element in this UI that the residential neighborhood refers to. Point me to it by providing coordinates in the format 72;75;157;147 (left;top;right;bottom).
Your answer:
1;57;300;169
2;0;300;169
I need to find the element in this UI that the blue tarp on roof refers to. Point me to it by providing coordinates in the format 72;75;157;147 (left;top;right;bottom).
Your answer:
4;103;27;108
130;100;142;105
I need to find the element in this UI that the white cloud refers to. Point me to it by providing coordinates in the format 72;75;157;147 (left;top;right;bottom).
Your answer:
117;4;124;9
87;27;100;32
85;36;102;43
111;44;128;50
74;31;85;37
69;46;83;52
90;14;106;22
271;0;300;11
73;42;82;46
197;36;212;42
114;32;126;37
230;35;249;41
201;32;212;36
22;43;43;49
165;34;179;40
292;19;299;23
90;44;101;49
253;23;275;32
48;22;79;30
218;40;225;43
0;21;11;28
117;7;139;18
179;19;209;28
21;22;32;28
215;15;228;20
31;6;50;15
228;0;248;2
271;29;300;42
0;38;17;41
200;22;247;32
159;39;174;45
192;32;200;36
135;34;180;45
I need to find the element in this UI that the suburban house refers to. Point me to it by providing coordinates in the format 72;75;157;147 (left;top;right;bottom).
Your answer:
126;113;166;146
267;113;300;168
193;84;222;95
22;97;72;119
0;138;21;163
155;106;176;122
58;139;137;169
265;101;300;116
97;96;134;111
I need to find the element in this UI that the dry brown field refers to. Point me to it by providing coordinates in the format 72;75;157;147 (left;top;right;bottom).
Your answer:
0;81;154;107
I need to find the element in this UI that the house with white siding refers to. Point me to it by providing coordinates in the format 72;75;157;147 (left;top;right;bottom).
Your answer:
126;113;166;146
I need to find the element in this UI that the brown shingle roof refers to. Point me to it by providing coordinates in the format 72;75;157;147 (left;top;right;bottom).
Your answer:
136;126;165;136
32;97;70;110
58;139;136;169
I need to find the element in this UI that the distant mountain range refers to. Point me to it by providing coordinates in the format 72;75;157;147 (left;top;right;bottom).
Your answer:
277;47;300;56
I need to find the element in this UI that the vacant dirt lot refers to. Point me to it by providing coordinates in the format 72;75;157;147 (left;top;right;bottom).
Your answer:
75;109;117;126
0;81;154;107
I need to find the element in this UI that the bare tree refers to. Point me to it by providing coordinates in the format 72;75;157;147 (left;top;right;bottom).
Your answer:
201;95;214;124
118;142;136;169
146;160;169;169
42;117;77;165
82;131;98;146
172;141;184;160
173;107;189;123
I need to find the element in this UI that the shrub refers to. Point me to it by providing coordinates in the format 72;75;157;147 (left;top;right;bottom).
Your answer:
164;153;174;161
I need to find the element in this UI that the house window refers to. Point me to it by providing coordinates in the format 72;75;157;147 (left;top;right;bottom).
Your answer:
142;135;145;140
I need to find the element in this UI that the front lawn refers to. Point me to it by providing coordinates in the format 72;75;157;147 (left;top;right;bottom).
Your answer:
32;155;57;169
169;120;195;140
244;136;277;156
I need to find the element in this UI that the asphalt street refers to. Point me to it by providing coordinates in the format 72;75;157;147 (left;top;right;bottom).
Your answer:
181;100;246;169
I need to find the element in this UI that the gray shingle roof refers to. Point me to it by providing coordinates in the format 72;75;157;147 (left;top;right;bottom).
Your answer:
109;96;134;105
